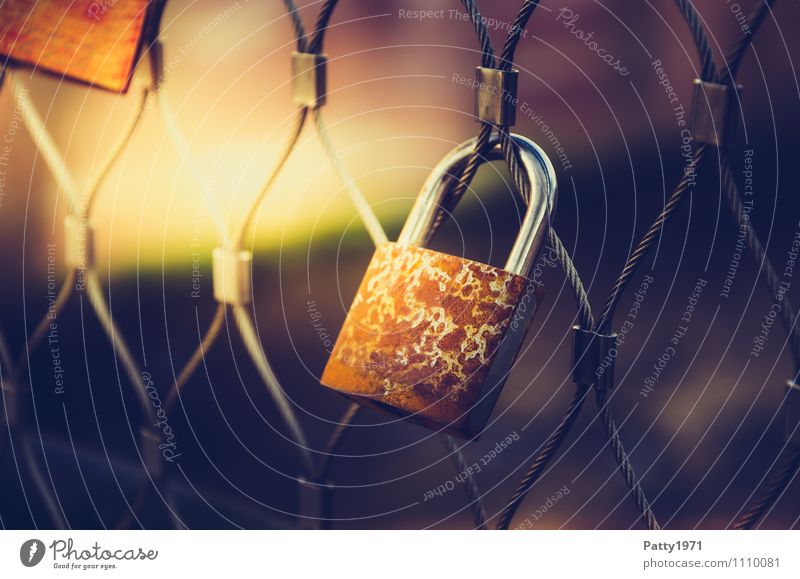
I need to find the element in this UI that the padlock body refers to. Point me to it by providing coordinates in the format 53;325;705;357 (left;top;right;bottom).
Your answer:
0;0;161;92
321;242;542;438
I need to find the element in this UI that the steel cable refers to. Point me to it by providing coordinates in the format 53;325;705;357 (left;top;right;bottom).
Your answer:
496;0;778;531
730;444;800;529
447;0;611;530
8;76;154;529
285;0;486;529
674;0;800;529
150;0;387;528
441;435;488;529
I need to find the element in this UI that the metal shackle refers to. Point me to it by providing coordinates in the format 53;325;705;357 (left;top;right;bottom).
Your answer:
397;132;557;278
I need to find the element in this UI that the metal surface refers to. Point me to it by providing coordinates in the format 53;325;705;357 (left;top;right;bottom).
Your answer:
321;242;542;437
690;79;743;147
572;326;618;390
291;52;328;108
0;0;160;93
475;67;518;125
398;132;557;278
212;248;253;305
322;133;555;437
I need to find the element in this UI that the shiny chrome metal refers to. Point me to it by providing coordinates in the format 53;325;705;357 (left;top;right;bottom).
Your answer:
397;132;556;278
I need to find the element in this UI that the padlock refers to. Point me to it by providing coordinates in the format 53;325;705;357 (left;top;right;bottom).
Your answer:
320;133;556;438
0;0;166;93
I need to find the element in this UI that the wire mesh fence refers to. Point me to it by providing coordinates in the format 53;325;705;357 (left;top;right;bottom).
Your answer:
0;0;798;530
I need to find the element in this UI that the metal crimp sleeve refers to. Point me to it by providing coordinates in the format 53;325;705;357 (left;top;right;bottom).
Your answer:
690;79;743;147
572;326;618;390
212;248;253;305
291;52;327;108
474;67;518;126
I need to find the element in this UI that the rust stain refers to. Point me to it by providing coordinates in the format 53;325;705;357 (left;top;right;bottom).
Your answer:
321;242;541;436
0;0;154;93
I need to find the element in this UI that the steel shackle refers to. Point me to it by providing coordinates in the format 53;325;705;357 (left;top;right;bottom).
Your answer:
397;132;557;278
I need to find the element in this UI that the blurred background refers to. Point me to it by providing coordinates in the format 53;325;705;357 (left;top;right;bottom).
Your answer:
1;0;799;529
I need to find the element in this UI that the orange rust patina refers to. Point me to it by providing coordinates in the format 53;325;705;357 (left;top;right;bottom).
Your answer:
0;0;160;93
321;242;542;437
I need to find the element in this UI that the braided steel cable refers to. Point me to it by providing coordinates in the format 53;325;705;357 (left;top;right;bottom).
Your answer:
496;384;590;530
453;1;635;530
591;0;781;530
311;108;387;245
495;0;775;532
288;0;487;528
441;435;488;529
232;305;313;472
721;0;778;84
9;76;81;214
597;146;707;332
148;0;387;527
594;388;660;529
314;401;360;483
731;444;800;529
499;1;541;71
13;79;153;367
674;0;718;82
599;0;775;332
496;126;666;529
449;0;611;530
163;303;226;414
7;76;155;528
233;106;308;250
719;156;800;369
430;0;542;235
663;0;800;531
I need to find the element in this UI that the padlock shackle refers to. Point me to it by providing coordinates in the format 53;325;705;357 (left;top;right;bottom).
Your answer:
397;133;557;277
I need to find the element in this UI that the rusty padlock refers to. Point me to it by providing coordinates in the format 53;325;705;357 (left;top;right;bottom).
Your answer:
320;133;556;437
0;0;165;93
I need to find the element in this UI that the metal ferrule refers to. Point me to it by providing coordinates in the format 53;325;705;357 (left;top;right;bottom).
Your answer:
475;67;519;126
291;52;328;108
212;247;253;305
690;79;743;147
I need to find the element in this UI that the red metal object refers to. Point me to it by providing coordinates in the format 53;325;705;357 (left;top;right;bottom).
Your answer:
321;242;542;437
0;0;164;93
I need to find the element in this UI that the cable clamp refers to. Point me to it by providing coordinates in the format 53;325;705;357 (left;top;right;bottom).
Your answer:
292;52;327;108
474;67;518;126
572;326;618;390
690;79;743;147
212;247;252;305
785;380;800;446
64;215;95;270
297;476;332;530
